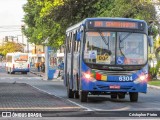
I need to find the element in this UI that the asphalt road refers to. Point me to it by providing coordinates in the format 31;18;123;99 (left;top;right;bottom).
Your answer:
0;66;160;118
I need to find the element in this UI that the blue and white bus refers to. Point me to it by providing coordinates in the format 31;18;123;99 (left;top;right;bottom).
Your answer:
6;52;30;74
64;18;152;102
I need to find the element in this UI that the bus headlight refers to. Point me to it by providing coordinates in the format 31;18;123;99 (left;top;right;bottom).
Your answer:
82;72;96;82
134;74;148;84
84;73;92;79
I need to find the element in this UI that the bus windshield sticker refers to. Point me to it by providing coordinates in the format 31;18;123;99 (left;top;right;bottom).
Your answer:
116;56;125;65
96;55;110;63
89;50;97;59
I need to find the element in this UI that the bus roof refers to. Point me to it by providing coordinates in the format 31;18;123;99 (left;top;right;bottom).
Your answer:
66;17;147;33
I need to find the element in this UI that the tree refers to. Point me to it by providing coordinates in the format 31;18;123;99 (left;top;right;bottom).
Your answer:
23;0;157;49
0;42;24;56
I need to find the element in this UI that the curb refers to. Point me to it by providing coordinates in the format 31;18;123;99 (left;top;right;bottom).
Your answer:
147;84;160;90
30;71;43;77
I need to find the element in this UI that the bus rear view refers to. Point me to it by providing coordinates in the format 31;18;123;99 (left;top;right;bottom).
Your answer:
6;52;30;74
64;18;151;102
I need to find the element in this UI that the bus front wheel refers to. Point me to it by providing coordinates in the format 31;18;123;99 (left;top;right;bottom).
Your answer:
67;84;74;98
75;91;79;99
80;91;88;102
129;92;138;102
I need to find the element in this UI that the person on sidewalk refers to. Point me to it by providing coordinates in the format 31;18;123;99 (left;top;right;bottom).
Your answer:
41;62;45;72
36;62;40;72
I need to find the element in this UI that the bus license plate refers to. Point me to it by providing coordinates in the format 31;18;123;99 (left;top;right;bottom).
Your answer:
109;85;120;89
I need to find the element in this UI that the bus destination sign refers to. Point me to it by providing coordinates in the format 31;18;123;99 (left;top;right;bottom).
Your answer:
89;21;139;29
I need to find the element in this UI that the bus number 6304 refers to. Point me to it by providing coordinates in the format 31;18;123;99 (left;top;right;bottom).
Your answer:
119;76;133;82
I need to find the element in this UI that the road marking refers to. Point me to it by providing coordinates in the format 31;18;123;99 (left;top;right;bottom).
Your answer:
67;99;93;111
28;84;92;111
92;106;130;111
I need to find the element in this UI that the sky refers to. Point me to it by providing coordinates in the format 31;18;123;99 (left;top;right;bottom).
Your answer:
0;0;27;42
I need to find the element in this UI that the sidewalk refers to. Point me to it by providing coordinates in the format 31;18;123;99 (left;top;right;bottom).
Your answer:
30;67;62;81
30;67;160;90
30;67;45;77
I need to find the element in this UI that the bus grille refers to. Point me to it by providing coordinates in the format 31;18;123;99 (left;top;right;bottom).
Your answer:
93;69;137;76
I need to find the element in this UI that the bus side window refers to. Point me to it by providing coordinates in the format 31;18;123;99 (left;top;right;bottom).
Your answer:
77;41;80;52
66;35;69;53
72;33;76;53
68;35;72;53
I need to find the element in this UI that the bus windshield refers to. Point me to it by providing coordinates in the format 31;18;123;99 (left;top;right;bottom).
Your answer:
14;54;28;62
84;31;147;65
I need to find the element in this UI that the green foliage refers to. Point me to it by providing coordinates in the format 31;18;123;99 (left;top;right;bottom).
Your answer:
149;60;160;79
0;42;24;56
148;80;160;86
23;0;157;48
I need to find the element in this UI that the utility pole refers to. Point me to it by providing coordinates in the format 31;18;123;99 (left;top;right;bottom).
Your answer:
27;40;29;53
21;25;25;52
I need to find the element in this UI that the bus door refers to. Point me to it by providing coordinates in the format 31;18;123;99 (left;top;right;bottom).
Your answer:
65;33;73;89
73;32;81;91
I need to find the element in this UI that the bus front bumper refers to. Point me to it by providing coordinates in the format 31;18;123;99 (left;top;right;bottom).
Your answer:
81;80;147;93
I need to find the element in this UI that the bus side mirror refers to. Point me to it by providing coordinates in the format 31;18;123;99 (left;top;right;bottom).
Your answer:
148;36;154;54
76;32;81;41
148;36;153;47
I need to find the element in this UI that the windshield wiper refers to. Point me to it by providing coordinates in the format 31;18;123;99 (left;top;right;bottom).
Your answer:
119;32;132;59
119;32;132;43
98;31;112;55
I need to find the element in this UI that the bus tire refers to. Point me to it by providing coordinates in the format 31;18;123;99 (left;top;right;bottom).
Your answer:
11;72;15;74
129;92;138;102
75;91;79;99
111;93;117;99
67;87;74;98
80;91;88;102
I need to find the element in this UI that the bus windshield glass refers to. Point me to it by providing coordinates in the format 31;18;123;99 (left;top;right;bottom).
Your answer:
117;32;147;65
14;54;28;62
84;31;147;65
84;32;116;65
